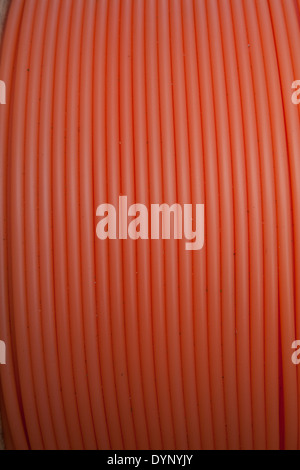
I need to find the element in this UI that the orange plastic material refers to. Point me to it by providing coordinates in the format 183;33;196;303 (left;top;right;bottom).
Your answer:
1;0;300;450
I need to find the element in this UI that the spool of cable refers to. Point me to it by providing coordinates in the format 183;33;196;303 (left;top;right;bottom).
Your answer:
0;0;300;450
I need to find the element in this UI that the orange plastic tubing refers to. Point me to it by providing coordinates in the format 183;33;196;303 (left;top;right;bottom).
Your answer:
1;0;300;450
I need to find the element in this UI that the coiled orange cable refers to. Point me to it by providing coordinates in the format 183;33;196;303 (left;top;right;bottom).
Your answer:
1;0;300;450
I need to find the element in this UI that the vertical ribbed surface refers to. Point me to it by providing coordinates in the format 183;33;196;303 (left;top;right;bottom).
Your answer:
0;0;300;450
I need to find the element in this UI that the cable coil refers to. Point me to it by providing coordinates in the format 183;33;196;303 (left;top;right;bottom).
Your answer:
0;0;300;450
